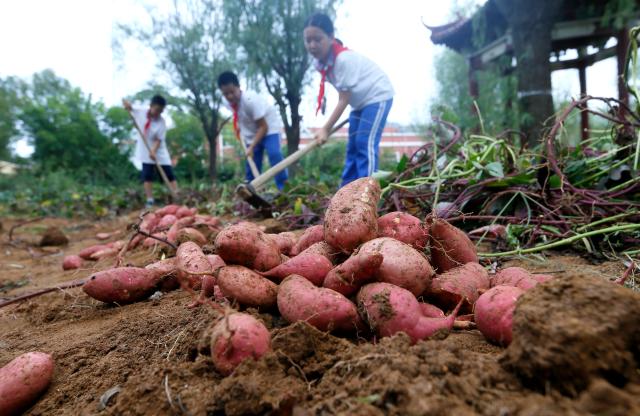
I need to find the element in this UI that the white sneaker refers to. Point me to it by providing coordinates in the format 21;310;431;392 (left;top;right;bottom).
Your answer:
145;199;154;208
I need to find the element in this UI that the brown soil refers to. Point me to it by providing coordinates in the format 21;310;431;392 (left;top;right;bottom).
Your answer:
502;274;640;396
1;214;639;415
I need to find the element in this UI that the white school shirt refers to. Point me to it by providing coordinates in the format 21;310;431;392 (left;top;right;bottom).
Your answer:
132;108;171;165
317;49;395;111
224;90;282;145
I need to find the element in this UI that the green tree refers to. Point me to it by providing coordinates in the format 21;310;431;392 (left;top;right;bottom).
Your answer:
16;70;135;183
223;0;339;158
0;79;18;160
167;110;209;182
116;0;231;181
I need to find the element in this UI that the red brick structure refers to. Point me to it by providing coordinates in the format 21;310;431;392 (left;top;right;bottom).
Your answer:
219;126;426;163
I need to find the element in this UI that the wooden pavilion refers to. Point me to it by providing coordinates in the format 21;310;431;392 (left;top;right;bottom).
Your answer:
426;0;640;140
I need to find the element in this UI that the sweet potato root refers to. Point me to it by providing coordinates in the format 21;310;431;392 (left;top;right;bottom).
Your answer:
83;267;162;304
419;303;445;318
377;211;428;249
145;257;179;292
359;237;434;296
176;242;213;276
176;227;207;246
427;262;490;312
214;223;281;272
62;255;83;271
491;267;538;291
210;313;271;376
323;250;383;296
157;214;178;230
269;232;298;256
426;216;478;272
290;225;324;256
217;266;278;309
78;244;111;260
474;285;524;346
155;204;180;216
357;282;460;344
324;177;381;253
261;252;332;286
299;241;341;264
277;275;362;332
0;351;54;416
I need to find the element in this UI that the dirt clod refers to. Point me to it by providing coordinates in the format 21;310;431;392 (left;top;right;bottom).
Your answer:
39;226;69;246
502;275;640;396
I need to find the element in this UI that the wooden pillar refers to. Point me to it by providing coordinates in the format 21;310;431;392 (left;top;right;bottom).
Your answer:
468;62;479;120
578;64;589;141
617;28;630;106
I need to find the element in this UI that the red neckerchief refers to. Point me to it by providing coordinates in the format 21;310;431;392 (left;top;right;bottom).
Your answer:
230;101;241;140
144;111;152;136
316;40;348;115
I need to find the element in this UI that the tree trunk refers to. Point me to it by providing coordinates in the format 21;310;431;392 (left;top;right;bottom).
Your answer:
495;0;562;148
205;117;218;181
286;94;302;156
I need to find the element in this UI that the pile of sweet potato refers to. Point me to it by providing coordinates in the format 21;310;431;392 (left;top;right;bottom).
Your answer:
59;178;557;378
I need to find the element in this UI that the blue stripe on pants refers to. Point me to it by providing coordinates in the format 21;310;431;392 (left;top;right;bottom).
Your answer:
341;99;393;187
245;132;288;190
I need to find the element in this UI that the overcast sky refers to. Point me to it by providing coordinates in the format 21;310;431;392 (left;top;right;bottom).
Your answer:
0;0;621;156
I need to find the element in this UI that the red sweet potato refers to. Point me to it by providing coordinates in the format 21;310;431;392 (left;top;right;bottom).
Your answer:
359;237;434;296
377;211;428;249
474;285;524;346
140;213;160;234
210;313;271;376
214;223;281;272
83;267;162;304
299;241;341;264
166;222;180;245
62;255;83;270
491;267;538;291
427;262;490;312
269;232;298;256
426;216;478;272
158;214;178;229
145;257;179;291
89;247;119;260
155;204;180;216
323;250;383;296
176;216;196;228
128;234;144;250
176;242;213;276
78;244;111;260
95;232;111;240
176;206;198;218
290;225;324;256
324;177;381;253
419;303;445;318
278;274;362;332
357;282;460;344
0;351;54;416
177;227;207;246
217;266;278;308
206;254;226;272
261;252;333;286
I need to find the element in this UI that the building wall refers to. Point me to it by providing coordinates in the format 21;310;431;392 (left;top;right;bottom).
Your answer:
219;126;426;162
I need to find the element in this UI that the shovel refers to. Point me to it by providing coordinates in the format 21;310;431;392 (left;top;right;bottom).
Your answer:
236;119;349;215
